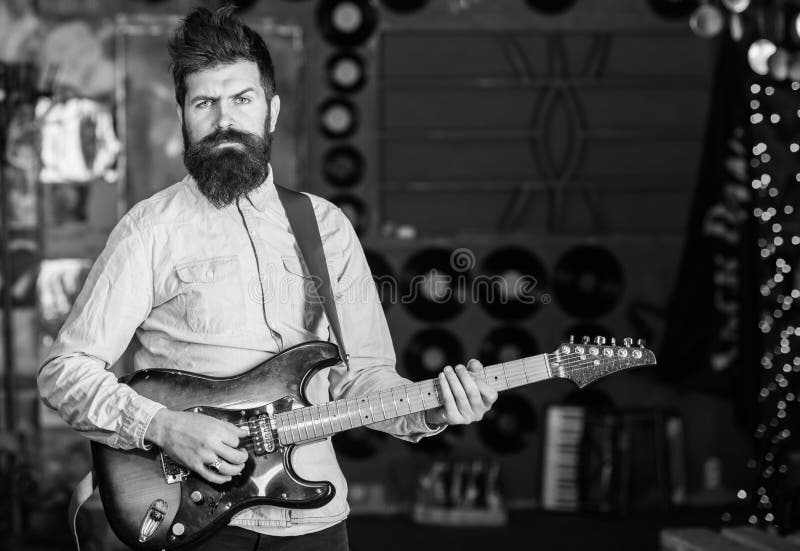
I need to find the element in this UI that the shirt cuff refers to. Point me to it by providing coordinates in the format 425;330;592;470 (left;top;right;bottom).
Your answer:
132;398;167;451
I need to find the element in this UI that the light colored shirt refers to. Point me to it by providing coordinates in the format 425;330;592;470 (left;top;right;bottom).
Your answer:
37;169;441;535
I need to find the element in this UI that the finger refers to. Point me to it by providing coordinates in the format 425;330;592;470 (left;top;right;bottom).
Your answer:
195;454;233;484
438;371;460;422
198;464;233;484
444;365;472;415
466;358;484;373
218;422;247;448
454;364;484;410
477;382;499;406
216;442;249;465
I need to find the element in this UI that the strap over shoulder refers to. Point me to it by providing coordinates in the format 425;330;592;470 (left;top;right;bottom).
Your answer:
275;184;349;369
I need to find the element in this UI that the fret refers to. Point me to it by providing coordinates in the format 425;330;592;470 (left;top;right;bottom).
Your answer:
378;394;388;421
334;400;346;432
403;385;412;414
310;406;321;438
395;387;410;415
391;388;400;417
322;403;335;436
500;362;510;390
288;410;300;443
418;383;427;410
368;394;383;423
357;397;372;425
346;398;360;428
283;410;297;443
301;408;311;441
319;403;330;435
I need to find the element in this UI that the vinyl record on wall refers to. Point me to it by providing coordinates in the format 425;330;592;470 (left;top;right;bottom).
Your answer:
478;246;548;320
401;248;470;322
478;326;539;366
332;427;387;459
318;98;359;139
380;0;429;13
323;145;365;188
646;0;698;19
327;51;366;93
524;0;578;15
403;327;464;381
552;244;624;318
478;393;537;454
317;0;378;47
330;194;369;235
364;249;395;310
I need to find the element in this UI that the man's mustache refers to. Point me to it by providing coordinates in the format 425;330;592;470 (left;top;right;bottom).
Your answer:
195;128;262;149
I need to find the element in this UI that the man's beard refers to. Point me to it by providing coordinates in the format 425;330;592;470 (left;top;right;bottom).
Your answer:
182;121;272;209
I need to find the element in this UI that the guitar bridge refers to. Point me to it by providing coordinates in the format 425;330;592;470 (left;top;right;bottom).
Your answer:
160;452;189;484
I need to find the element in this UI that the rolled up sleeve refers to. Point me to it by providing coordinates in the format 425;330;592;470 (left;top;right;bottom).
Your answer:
37;212;165;450
325;210;445;442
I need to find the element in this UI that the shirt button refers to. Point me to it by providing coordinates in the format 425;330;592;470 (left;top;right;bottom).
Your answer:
206;270;215;279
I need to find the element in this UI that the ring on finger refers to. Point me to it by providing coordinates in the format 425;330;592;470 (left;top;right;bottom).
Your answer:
208;460;222;473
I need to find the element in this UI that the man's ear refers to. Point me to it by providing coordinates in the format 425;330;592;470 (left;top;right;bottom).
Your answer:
268;95;281;133
176;104;184;127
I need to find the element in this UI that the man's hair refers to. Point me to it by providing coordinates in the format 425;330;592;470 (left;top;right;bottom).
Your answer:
168;5;277;108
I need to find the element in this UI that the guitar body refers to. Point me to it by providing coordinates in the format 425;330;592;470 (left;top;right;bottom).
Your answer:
91;341;342;550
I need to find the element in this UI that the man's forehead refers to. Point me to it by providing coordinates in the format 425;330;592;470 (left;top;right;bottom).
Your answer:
185;60;262;93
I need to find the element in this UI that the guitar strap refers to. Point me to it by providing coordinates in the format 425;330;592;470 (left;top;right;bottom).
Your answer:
275;184;349;368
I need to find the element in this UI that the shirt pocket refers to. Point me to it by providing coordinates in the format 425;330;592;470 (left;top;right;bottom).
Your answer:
281;255;341;334
175;255;247;335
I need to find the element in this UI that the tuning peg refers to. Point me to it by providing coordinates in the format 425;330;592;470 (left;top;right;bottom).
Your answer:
610;337;616;346
594;336;606;345
569;334;575;344
582;336;590;344
623;337;633;347
637;338;646;348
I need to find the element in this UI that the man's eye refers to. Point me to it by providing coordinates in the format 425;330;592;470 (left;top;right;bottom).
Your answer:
234;97;251;104
195;100;212;109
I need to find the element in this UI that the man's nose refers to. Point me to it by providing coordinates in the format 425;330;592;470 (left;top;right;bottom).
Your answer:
215;104;234;129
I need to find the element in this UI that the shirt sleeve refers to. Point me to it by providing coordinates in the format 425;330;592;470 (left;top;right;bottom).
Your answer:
325;208;445;442
37;211;165;450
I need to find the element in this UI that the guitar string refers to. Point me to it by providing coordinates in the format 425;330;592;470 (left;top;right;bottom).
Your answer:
271;352;645;443
222;350;648;447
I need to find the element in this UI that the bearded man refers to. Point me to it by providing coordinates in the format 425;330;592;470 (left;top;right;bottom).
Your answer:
38;6;497;550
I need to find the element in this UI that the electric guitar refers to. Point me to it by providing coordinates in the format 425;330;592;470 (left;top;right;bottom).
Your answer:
92;337;656;549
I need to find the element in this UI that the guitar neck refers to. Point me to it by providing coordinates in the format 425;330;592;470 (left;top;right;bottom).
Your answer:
275;353;552;445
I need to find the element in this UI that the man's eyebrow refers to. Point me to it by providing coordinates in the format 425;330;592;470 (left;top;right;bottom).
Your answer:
189;88;257;104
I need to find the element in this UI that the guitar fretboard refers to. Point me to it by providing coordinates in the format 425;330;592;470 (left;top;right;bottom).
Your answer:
275;354;551;445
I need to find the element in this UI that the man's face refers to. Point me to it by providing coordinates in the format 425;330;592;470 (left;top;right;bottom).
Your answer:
178;60;281;207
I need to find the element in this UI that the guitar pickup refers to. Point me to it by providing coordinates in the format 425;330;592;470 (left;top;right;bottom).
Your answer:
160;452;189;484
247;414;277;456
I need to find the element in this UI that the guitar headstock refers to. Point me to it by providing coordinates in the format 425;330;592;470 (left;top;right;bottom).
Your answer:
548;335;657;388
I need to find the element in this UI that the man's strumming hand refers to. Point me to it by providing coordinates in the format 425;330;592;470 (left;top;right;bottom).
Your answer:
145;409;249;484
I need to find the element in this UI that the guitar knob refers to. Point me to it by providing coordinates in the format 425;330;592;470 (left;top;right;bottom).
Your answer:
172;523;185;536
594;336;605;345
582;336;590;344
190;491;203;504
623;337;633;347
637;338;646;348
569;334;575;344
